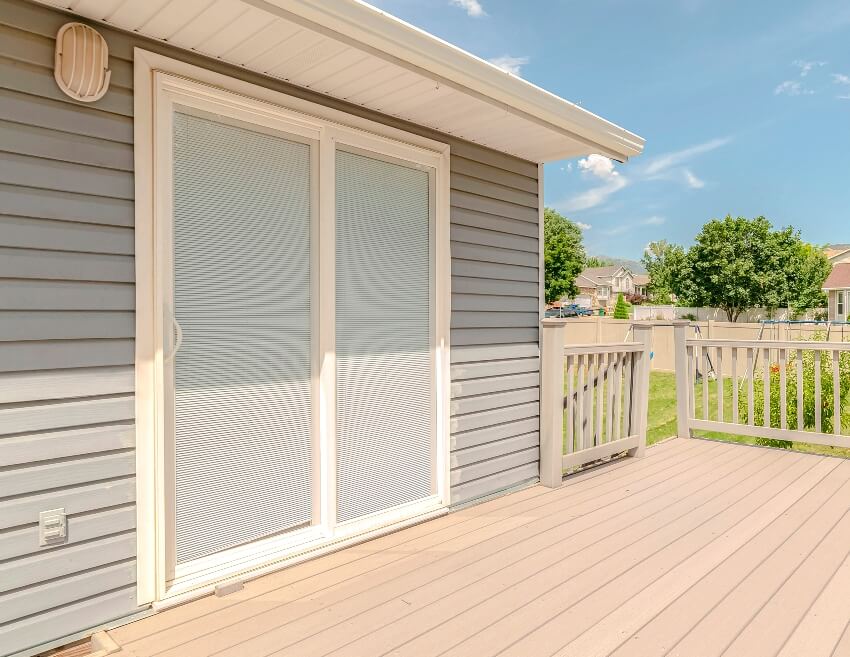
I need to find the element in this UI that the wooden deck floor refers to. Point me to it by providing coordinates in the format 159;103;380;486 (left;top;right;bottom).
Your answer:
110;438;850;657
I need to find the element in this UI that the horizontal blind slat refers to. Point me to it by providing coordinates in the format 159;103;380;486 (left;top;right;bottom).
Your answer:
172;113;313;564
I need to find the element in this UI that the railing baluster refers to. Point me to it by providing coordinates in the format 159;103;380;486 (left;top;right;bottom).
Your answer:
623;352;633;436
566;354;575;454
687;344;695;420
584;356;597;448
606;352;615;444
596;353;606;446
701;345;709;420
747;347;755;426
732;347;739;425
797;349;804;431
716;346;724;422
833;350;841;436
815;350;822;434
613;352;622;442
763;347;771;428
577;354;586;451
780;348;787;430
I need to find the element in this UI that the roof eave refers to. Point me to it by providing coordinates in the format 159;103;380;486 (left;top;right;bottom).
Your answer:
256;0;645;162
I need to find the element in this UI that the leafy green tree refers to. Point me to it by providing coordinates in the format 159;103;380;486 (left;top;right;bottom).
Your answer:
642;240;686;305
585;256;615;268
543;208;586;304
677;216;830;321
785;243;830;315
613;293;630;319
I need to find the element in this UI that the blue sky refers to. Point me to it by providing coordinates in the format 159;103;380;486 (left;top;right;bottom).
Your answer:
369;0;849;259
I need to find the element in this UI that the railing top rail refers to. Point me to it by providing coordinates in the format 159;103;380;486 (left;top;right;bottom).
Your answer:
564;342;644;355
685;338;850;350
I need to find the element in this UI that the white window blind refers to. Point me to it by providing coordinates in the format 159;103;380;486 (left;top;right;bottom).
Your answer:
172;113;313;564
335;149;434;523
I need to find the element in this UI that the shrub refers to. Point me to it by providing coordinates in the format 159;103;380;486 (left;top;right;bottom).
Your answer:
613;293;630;319
681;312;698;321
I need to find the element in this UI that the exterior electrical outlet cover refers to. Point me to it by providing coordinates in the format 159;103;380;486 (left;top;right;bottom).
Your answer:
38;508;67;546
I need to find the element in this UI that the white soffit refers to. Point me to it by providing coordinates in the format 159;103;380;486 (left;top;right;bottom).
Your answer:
40;0;645;164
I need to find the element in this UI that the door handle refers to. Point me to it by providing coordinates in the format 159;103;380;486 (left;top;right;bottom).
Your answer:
164;316;183;363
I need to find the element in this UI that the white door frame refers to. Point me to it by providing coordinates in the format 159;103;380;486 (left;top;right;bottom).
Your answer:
134;50;451;607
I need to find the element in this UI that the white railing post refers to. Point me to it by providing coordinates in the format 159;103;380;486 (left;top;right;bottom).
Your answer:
540;319;566;488
628;322;652;458
673;320;692;438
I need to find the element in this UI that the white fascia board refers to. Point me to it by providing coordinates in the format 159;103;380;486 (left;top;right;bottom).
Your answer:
252;0;645;162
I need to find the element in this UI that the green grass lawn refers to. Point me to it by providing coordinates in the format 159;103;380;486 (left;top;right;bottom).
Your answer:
646;371;850;458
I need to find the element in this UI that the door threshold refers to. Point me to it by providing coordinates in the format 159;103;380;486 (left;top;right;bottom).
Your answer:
155;502;447;610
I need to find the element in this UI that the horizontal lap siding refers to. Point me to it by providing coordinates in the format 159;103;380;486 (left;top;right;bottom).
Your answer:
0;0;540;652
449;155;540;506
0;3;138;655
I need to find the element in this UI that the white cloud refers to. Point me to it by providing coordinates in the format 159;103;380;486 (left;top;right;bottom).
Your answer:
488;55;529;76
683;169;705;189
578;154;619;180
576;221;592;231
603;215;665;236
839;94;850;100
774;80;813;96
832;73;850;84
561;176;628;212
449;0;485;17
794;59;826;77
642;137;731;176
560;139;725;214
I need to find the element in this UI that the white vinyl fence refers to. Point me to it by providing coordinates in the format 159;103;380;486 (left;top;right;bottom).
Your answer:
634;306;827;322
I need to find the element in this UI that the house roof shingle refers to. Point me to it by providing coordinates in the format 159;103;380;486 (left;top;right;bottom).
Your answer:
581;265;622;280
823;263;850;289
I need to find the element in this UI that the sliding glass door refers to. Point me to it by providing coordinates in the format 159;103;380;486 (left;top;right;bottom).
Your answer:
335;149;435;523
169;112;316;567
143;70;448;598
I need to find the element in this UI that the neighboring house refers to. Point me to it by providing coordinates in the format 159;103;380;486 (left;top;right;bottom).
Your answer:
824;263;850;322
573;273;601;309
633;274;650;298
827;247;850;265
568;265;636;311
0;0;643;655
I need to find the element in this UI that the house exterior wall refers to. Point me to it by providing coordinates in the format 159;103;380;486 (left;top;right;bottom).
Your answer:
827;289;850;321
830;251;850;265
612;270;634;295
0;1;540;653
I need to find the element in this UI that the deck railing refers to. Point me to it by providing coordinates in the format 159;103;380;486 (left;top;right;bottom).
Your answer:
540;321;652;487
673;320;850;448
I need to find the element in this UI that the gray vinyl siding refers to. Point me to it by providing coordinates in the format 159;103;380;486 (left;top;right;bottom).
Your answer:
0;0;539;653
0;1;138;654
448;152;541;506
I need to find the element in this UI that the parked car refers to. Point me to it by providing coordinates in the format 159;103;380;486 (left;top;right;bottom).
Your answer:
544;304;591;318
562;303;592;317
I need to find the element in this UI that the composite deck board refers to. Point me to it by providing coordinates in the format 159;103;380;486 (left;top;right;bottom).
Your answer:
107;439;850;657
609;459;850;657
111;440;701;651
